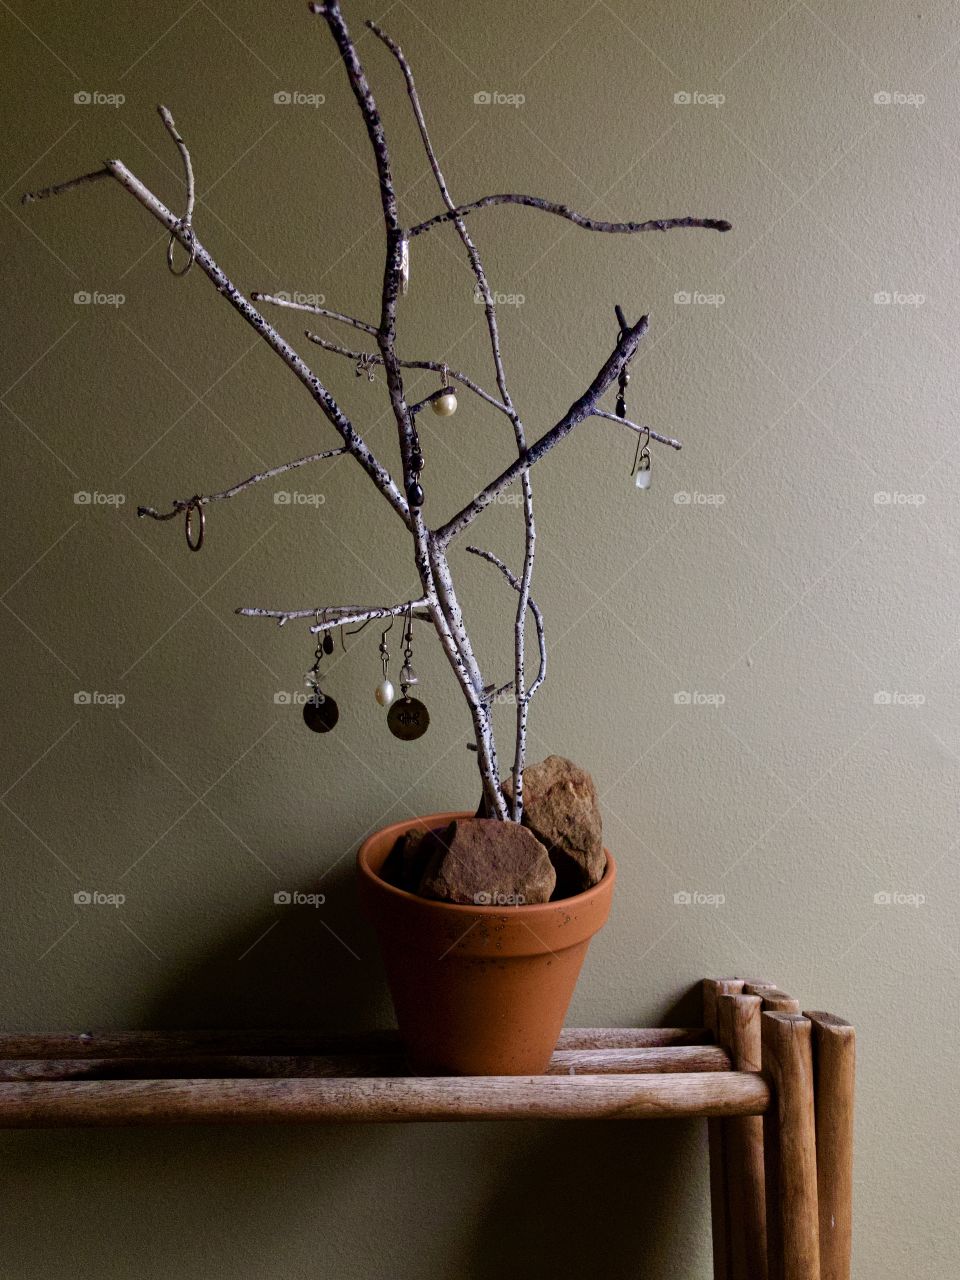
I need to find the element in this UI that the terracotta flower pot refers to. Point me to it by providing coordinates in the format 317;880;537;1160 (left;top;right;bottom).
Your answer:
357;811;616;1075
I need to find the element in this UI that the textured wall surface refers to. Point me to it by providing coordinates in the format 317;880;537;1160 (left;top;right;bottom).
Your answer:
1;2;957;1277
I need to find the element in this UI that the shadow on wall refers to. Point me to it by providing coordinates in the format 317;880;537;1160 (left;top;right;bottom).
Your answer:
0;865;709;1280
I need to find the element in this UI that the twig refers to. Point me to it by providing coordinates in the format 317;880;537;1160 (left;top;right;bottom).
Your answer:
593;410;682;451
137;447;348;520
252;292;378;337
304;332;511;417
236;599;431;630
466;547;546;701
20;168;111;204
157;106;195;226
436;315;651;546
410;196;732;239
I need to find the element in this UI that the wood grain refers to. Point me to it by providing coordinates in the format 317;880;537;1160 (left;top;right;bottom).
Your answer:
0;1070;771;1128
0;1026;711;1060
762;1013;821;1280
805;1012;855;1280
719;993;768;1280
0;1044;730;1082
746;986;801;1014
704;978;746;1280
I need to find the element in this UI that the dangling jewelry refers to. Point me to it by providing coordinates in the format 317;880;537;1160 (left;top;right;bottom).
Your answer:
375;620;396;707
355;352;376;382
431;364;457;417
631;426;651;491
388;606;429;740
407;425;425;508
303;613;339;733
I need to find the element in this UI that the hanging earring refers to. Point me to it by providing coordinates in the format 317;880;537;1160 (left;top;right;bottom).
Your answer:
407;425;425;508
431;363;457;417
631;426;652;491
375;620;396;707
303;612;340;733
388;606;430;740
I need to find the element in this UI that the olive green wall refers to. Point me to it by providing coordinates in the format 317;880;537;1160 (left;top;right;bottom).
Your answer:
1;1;956;1276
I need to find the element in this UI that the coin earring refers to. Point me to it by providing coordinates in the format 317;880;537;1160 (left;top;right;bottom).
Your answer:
303;613;339;733
387;607;430;740
375;620;396;707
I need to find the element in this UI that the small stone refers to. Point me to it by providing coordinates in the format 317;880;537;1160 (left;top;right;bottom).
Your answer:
381;824;445;894
418;818;555;906
503;755;604;896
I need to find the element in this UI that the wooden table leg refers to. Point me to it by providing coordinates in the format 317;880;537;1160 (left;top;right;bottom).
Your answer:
805;1011;855;1280
762;1012;821;1280
704;977;745;1280
719;993;767;1280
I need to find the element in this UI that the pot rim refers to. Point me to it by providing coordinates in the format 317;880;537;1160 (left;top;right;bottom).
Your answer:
357;809;616;915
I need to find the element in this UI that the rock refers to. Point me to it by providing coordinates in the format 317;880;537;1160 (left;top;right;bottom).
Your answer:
418;818;555;906
380;824;446;894
503;755;604;897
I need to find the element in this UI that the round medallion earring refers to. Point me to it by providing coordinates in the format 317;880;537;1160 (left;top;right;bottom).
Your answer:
387;606;429;740
303;613;339;733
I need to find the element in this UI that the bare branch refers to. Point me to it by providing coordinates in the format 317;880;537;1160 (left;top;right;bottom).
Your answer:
410;196;732;239
157;106;195;226
593;409;682;451
236;598;431;630
466;547;546;701
137;446;348;520
23;157;411;528
252;292;378;337
20;167;111;204
436;314;651;546
304;331;511;416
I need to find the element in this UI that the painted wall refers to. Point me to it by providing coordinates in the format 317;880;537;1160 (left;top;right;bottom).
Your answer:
1;1;956;1276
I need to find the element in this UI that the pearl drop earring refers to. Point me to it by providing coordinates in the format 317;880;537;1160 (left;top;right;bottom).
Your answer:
431;364;457;416
375;620;396;707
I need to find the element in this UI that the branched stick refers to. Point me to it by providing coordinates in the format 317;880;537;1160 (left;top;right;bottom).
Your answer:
21;136;410;530
593;410;682;450
410;197;732;239
436;315;651;546
20;168;111;204
304;332;511;417
369;17;537;817
157;106;195;227
137;447;348;519
466;547;546;702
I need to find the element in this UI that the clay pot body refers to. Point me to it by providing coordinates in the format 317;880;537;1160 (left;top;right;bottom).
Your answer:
357;812;616;1075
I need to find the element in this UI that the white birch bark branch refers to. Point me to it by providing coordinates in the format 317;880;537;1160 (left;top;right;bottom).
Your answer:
138;447;347;519
410;197;732;238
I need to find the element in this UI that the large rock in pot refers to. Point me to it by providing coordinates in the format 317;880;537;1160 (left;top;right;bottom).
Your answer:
503;755;604;896
418;817;555;906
